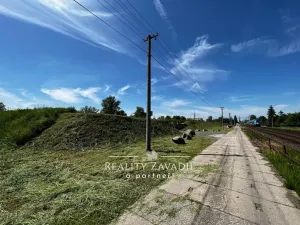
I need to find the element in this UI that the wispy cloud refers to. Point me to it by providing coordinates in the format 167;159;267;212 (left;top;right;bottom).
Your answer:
41;87;101;103
162;99;191;108
117;84;131;95
151;95;164;101
153;0;177;40
0;88;52;109
228;95;258;102
169;36;228;91
231;37;300;57
0;0;142;55
104;85;111;92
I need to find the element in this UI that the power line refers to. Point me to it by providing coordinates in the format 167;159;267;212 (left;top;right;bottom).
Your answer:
72;0;146;54
97;0;144;40
123;0;157;33
115;0;170;62
72;0;214;108
123;0;209;97
151;55;214;108
114;0;151;35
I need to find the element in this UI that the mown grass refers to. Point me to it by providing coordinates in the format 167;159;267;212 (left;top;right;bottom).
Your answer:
0;135;213;225
185;121;222;131
0;107;76;147
33;113;178;151
245;129;300;196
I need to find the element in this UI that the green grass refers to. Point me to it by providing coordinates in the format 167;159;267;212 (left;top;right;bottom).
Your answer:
277;127;300;131
264;150;300;196
245;129;300;196
0;135;213;225
0;107;76;147
185;121;222;131
33;113;178;150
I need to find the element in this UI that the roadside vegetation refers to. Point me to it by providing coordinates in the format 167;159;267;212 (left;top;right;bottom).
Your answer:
247;105;300;128
0;107;76;147
1;134;213;225
245;130;300;196
0;102;216;225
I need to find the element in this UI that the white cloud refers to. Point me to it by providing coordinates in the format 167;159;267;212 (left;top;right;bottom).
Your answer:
151;78;159;85
117;84;131;95
0;0;141;55
104;85;110;92
0;88;52;109
169;36;228;89
162;99;191;108
41;87;101;103
228;95;257;102
153;0;177;40
231;37;300;57
152;95;164;101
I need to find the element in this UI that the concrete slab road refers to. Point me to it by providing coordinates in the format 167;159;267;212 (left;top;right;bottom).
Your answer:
112;127;300;225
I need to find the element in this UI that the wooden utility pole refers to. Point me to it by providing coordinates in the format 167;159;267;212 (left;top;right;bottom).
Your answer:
220;107;224;129
144;33;158;152
229;113;231;125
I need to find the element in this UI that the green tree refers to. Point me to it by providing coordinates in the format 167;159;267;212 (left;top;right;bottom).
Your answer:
157;116;165;120
249;114;257;120
133;107;146;118
0;102;6;111
80;106;99;113
233;115;238;124
206;116;213;122
180;116;186;122
258;116;267;126
165;115;171;120
267;105;276;127
116;110;127;116
101;96;121;114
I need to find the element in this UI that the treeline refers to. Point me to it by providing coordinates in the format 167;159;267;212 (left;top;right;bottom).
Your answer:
1;97;240;124
248;105;300;127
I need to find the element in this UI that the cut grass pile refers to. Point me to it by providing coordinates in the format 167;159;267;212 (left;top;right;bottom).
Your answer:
245;130;300;196
32;113;178;150
0;135;213;225
0;107;76;147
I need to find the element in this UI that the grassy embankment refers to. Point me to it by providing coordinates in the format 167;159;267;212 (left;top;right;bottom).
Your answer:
185;120;233;133
0;109;214;225
245;129;300;196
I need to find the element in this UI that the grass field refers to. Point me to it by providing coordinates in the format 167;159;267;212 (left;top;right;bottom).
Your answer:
0;135;213;225
0;107;76;147
185;121;222;131
245;130;300;196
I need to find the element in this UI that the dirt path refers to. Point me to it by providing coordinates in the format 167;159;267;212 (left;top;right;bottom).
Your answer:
112;127;300;225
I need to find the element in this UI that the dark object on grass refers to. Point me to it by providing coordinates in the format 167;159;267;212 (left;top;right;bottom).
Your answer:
203;129;208;132
218;129;221;131
182;133;187;138
186;135;192;140
172;136;185;144
185;129;195;136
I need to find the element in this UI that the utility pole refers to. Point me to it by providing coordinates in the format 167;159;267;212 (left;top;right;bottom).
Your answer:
144;33;158;152
220;107;224;129
229;113;231;125
193;111;196;121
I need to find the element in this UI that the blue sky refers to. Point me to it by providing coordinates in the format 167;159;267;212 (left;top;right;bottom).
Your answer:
0;0;300;119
